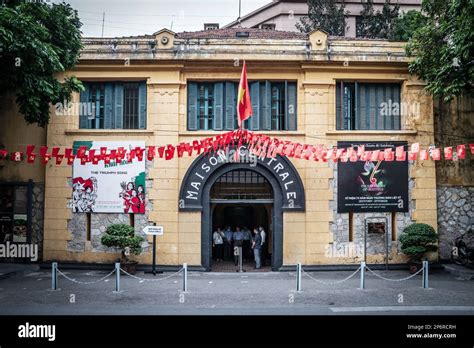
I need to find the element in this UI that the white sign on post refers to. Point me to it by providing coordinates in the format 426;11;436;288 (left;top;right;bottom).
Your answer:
143;225;164;235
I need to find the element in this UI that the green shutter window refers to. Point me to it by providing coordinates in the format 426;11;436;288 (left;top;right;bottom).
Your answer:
286;81;297;131
138;82;147;129
392;84;401;130
104;83;114;129
93;86;103;129
79;84;90;129
187;82;198;131
114;84;124;129
336;82;342;130
368;85;377;130
261;81;271;130
250;81;260;130
213;82;224;130
225;82;236;130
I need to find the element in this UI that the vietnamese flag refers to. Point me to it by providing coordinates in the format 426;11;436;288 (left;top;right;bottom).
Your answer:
237;61;253;128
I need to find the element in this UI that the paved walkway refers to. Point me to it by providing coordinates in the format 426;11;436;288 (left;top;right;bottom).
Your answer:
0;266;473;315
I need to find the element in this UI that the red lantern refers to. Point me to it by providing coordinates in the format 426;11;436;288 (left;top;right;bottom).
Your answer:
457;145;466;159
430;148;440;160
55;155;64;165
395;151;406;161
11;151;23;162
444;147;453;160
27;153;37;163
147;146;156;161
51;147;60;158
419;149;429;160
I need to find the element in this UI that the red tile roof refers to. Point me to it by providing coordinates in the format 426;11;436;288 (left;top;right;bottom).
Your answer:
176;28;307;40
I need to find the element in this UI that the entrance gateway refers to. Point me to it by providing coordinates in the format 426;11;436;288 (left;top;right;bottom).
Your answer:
179;146;305;271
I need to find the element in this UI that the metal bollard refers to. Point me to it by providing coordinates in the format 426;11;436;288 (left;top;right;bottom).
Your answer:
359;262;366;290
296;263;302;292
422;260;429;289
51;262;58;290
115;262;120;292
183;263;188;292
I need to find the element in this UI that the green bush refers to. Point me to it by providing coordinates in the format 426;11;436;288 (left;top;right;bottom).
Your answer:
101;224;144;262
399;223;438;262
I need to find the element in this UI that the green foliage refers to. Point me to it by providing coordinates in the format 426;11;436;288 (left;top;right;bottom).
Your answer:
391;10;428;41
399;223;438;261
0;0;83;126
101;224;144;261
356;0;400;39
296;0;347;36
406;0;474;101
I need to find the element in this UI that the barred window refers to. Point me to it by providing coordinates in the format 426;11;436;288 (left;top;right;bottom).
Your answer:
187;81;297;131
79;81;147;129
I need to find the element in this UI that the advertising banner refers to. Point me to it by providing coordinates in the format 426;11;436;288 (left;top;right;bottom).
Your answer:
337;141;408;213
71;141;146;213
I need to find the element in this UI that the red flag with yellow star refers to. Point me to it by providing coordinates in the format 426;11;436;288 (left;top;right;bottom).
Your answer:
237;61;253;128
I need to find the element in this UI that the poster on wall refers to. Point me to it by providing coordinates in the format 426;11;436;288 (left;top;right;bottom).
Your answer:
71;141;146;214
337;141;408;213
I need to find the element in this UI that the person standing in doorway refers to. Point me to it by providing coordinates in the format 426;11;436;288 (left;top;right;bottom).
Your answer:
252;228;262;269
223;226;233;261
242;226;252;260
233;226;244;266
259;226;267;266
212;227;224;262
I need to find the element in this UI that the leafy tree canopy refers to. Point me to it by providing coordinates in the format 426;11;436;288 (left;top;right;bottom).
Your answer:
297;0;347;36
356;0;400;39
406;0;474;101
0;0;83;126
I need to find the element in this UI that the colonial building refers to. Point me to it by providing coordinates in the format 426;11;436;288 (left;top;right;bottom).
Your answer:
224;0;421;37
24;27;437;270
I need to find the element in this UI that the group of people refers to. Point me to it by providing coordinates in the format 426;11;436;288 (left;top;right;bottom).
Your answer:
212;226;267;269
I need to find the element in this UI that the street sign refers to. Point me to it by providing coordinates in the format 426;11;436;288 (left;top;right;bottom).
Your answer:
143;225;164;235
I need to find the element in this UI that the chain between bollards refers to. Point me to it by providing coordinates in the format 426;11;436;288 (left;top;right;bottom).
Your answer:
183;263;188;292
114;262;120;292
359;262;366;290
51;262;58;291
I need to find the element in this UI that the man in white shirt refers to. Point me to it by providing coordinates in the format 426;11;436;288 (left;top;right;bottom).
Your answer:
259;226;267;266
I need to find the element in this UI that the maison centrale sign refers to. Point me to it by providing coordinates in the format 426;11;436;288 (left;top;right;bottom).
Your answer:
179;146;305;211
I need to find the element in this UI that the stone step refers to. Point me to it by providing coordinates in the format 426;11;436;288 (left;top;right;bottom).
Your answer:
442;263;474;280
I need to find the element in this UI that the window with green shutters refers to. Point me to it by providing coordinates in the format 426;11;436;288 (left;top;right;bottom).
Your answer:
79;82;147;129
187;81;297;131
336;81;401;130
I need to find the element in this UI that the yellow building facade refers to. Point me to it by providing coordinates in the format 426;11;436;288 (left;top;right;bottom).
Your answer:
41;28;437;270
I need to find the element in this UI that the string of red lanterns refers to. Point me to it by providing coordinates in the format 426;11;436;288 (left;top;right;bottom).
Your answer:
0;130;472;165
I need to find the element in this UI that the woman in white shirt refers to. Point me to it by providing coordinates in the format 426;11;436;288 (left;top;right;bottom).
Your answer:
213;227;225;262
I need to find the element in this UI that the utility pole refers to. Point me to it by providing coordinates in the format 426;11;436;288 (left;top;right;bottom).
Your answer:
238;0;242;27
101;12;105;38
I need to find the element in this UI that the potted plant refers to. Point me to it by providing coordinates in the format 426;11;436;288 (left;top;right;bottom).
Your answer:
101;223;144;275
399;223;438;273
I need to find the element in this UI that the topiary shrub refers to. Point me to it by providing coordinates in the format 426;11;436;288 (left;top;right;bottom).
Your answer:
101;224;144;263
399;223;438;262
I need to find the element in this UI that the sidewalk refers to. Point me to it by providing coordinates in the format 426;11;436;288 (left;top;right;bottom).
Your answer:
0;266;473;315
0;263;39;280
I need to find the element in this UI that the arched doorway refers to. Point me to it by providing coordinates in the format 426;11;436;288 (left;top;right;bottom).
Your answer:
201;163;284;271
210;170;274;271
178;147;305;271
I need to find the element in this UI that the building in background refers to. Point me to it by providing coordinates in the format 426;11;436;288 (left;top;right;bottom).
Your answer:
0;96;46;261
224;0;421;37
